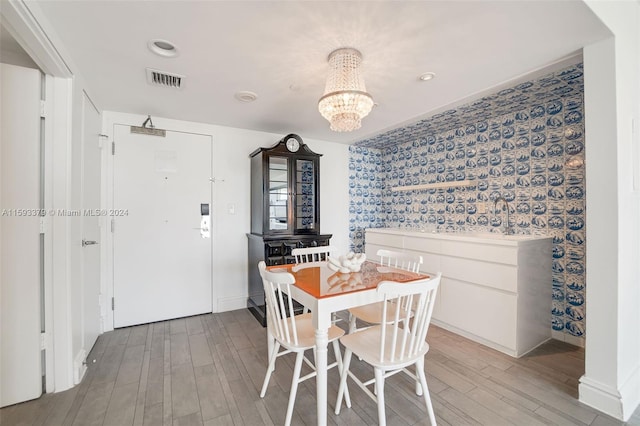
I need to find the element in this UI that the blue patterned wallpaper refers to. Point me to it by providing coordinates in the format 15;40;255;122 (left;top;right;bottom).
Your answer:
349;63;586;341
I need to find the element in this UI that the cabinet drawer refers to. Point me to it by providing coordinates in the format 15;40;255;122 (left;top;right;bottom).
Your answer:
283;242;297;256
266;242;283;257
440;240;517;264
267;256;285;266
439;277;517;351
441;256;518;293
404;236;441;254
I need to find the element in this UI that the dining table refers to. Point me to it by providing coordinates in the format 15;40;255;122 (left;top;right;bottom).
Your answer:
266;259;429;426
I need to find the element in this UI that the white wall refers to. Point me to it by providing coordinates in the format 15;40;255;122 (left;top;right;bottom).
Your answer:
101;112;350;329
581;1;640;421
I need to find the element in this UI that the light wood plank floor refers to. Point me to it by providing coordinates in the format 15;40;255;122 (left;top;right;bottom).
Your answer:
2;309;639;426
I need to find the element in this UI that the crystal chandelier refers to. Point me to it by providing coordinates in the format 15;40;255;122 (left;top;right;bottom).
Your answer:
318;48;374;132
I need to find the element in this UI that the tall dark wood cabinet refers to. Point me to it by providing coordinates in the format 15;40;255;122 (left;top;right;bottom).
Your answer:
247;134;331;325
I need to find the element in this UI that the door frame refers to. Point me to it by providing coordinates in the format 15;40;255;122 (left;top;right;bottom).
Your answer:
102;112;216;332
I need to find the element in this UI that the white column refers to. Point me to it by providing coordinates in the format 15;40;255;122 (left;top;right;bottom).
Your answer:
580;1;640;421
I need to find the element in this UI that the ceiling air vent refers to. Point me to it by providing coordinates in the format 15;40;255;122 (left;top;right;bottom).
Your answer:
146;68;184;89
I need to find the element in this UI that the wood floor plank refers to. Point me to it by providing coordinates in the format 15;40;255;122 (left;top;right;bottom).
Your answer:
466;387;549;426
110;327;132;346
150;331;166;360
533;405;585;426
170;363;200;419
185;316;204;336
127;325;149;347
116;344;145;387
133;348;151;426
172;411;204;426
203;414;234;426
482;364;598;424
92;343;126;386
103;381;138;426
145;356;165;408
170;318;187;335
438;387;513;426
71;380;115;426
170;332;192;367
143;403;163;426
163;371;172;426
438;355;541;412
188;333;213;368
194;364;230;422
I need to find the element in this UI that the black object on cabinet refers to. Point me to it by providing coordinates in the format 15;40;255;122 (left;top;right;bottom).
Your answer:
247;134;331;326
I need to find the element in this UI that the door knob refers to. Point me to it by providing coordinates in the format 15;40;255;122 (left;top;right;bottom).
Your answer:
82;240;98;247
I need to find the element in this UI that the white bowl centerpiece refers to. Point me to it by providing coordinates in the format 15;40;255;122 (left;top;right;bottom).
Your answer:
327;252;366;273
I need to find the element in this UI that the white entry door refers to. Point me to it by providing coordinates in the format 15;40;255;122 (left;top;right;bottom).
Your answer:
112;124;212;328
81;93;102;352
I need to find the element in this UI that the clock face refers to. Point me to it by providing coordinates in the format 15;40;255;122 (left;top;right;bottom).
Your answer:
286;137;300;152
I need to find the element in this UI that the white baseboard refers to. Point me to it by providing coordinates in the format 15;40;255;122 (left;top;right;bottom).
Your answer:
73;349;87;385
579;365;640;422
215;296;248;313
431;319;517;357
619;365;640;421
579;376;624;420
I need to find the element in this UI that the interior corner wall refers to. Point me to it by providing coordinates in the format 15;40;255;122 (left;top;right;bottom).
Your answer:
580;1;640;421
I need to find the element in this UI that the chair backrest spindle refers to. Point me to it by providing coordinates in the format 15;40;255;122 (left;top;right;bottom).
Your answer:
258;261;300;346
292;246;333;263
377;249;423;273
376;273;441;364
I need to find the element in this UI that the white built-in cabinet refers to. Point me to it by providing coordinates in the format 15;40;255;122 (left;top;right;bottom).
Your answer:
366;228;552;357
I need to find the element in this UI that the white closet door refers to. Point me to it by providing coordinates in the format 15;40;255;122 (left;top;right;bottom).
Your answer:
1;63;42;407
81;93;102;355
112;124;212;328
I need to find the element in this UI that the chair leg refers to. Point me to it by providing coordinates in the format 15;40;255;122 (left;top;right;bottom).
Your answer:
374;367;386;426
260;342;281;398
285;351;305;426
416;358;436;426
348;312;357;333
416;364;423;396
332;340;351;408
334;349;352;415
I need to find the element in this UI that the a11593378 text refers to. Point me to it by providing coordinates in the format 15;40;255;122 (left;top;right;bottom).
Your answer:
1;209;129;217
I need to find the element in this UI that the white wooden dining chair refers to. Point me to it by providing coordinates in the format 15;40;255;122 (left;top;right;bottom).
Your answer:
257;261;350;426
335;273;442;426
291;245;333;314
291;245;333;263
348;249;423;333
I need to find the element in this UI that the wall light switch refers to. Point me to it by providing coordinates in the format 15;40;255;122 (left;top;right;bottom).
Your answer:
477;202;487;214
227;203;235;215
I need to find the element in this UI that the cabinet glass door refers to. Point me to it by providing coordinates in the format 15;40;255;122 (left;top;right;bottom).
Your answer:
268;156;289;231
295;159;316;231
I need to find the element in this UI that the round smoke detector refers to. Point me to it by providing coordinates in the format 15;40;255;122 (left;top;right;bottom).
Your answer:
234;91;258;103
148;39;179;58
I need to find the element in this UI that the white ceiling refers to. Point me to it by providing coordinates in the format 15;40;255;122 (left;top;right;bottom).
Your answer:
32;1;610;144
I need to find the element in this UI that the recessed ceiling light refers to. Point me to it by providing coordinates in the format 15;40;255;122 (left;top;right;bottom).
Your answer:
148;39;179;58
235;91;258;103
419;72;436;81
